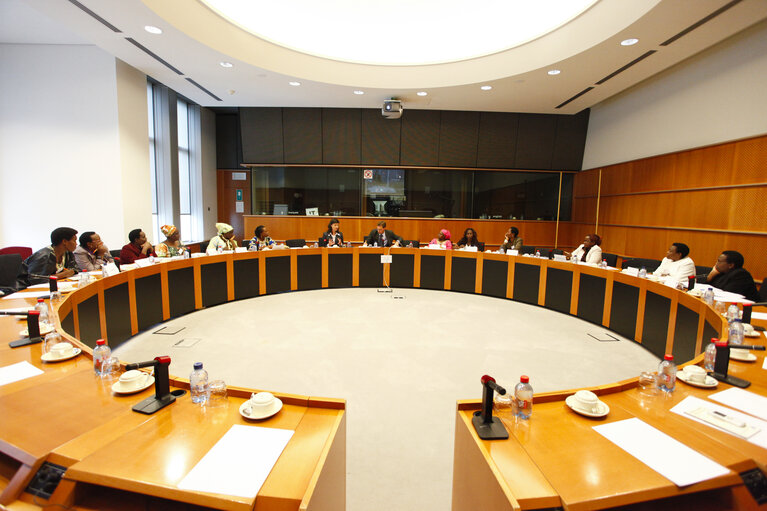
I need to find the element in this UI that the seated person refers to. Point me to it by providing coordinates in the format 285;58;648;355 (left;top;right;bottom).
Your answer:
320;218;344;247
120;228;155;264
248;225;287;251
501;227;522;252
207;223;238;254
363;221;402;247
73;231;114;271
456;228;481;249
564;234;603;264
18;227;79;286
653;243;695;283
704;250;759;302
155;225;187;257
429;229;452;249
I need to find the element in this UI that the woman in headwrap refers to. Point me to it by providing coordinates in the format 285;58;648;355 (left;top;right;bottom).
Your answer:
429;229;452;250
155;225;187;258
206;223;238;255
564;233;602;264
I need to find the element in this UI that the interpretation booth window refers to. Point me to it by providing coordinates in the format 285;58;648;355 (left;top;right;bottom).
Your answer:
249;166;572;220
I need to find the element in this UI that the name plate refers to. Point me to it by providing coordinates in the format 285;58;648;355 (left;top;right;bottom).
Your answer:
625;267;640;277
104;262;120;276
553;254;567;262
507;249;519;256
463;246;478;252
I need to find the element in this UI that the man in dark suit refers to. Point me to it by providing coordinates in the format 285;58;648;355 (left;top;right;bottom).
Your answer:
363;221;402;247
705;250;760;302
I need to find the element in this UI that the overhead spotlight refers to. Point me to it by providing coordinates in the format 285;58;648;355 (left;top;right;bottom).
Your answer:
417;91;428;96
480;85;492;91
289;81;301;86
228;89;236;95
621;38;639;46
144;25;162;34
353;90;365;95
220;62;233;68
548;69;561;75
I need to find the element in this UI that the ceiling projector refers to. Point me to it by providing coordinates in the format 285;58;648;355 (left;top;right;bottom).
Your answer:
382;100;403;119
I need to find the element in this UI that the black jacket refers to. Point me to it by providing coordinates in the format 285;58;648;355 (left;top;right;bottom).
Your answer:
710;267;760;302
365;229;402;247
320;231;344;247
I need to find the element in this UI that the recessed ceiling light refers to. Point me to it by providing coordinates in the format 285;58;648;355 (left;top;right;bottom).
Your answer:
353;90;364;95
621;38;639;46
548;69;561;75
480;85;492;91
417;91;428;96
144;25;162;35
219;61;233;68
289;81;301;86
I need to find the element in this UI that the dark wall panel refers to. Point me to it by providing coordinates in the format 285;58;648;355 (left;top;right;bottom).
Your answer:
297;254;322;290
216;113;240;169
439;111;479;167
672;304;699;362
450;257;476;293
642;291;671;358
168;267;195;317
577;274;606;325
323;108;361;164
545;268;572;314
135;273;163;331
477;112;519;168
329;253;353;288
361;109;401;165
552;110;589;171
240;108;283;163
703;321;720;346
515;114;557;170
390;254;414;288
610;282;639;341
233;258;260;300
61;311;75;339
513;263;539;304
265;257;291;294
283;108;322;164
481;260;507;298
420;255;446;290
201;262;228;308
77;295;101;348
400;110;440;166
104;283;132;350
358;253;383;287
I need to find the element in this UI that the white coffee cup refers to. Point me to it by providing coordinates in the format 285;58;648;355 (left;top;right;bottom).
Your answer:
573;390;600;414
248;392;277;415
50;342;74;358
743;323;755;335
683;365;707;383
118;370;148;389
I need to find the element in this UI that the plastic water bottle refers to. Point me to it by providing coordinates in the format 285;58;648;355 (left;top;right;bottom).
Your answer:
704;338;718;372
638;266;647;278
513;375;533;419
571;253;578;264
190;362;209;404
93;339;111;375
408;242;413;248
499;247;505;254
726;304;739;323
657;354;676;392
183;250;190;259
35;298;50;326
217;244;223;254
535;250;541;258
149;254;156;263
703;288;715;305
728;319;744;345
346;241;352;248
79;271;89;287
102;265;108;278
373;241;378;247
600;259;608;269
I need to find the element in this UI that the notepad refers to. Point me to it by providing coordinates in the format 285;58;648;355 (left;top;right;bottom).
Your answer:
178;424;293;498
671;396;767;450
0;361;44;386
709;388;767;422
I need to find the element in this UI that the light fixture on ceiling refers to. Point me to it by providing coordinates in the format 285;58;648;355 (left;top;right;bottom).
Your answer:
548;69;561;75
417;91;428;96
220;61;233;68
621;38;639;46
144;25;163;35
353;90;364;95
289;81;301;86
480;85;492;91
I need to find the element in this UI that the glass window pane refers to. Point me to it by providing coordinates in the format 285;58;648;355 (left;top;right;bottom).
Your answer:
179;214;191;242
177;100;189;150
251;167;361;216
178;148;191;214
473;171;562;221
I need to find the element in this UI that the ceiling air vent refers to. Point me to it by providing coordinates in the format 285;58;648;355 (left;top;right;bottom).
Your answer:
556;87;594;109
661;0;742;46
596;50;656;85
125;37;183;75
67;0;121;33
186;78;222;102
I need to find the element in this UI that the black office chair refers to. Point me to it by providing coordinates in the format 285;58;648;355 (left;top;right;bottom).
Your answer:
317;237;328;248
476;242;485;252
549;249;564;259
520;245;535;255
537;248;551;259
602;252;618;268
760;277;767;302
399;240;419;248
695;265;713;276
0;253;22;289
621;258;662;272
285;239;306;248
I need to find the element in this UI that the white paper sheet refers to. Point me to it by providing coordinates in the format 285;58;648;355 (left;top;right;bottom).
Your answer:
671;396;767;449
762;357;767;370
593;418;730;487
178;424;294;498
1;290;51;300
0;361;44;386
709;388;767;422
0;306;34;313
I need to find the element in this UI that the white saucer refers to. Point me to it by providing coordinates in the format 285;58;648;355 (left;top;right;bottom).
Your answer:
112;376;155;394
239;398;283;420
20;324;54;337
744;331;761;338
677;372;718;388
565;396;609;418
730;350;757;362
41;348;81;362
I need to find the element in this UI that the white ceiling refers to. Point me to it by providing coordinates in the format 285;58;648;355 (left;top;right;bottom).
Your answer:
3;0;767;114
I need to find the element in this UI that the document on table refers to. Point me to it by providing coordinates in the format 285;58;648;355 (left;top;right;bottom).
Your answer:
709;388;767;422
593;418;729;487
178;424;294;498
671;396;767;449
1;290;51;300
0;361;44;386
751;311;767;321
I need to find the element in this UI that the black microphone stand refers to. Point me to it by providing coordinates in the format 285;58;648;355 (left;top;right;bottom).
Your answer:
472;375;509;440
126;356;184;414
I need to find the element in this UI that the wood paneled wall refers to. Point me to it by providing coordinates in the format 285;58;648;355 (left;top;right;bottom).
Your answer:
216;170;251;239
572;134;767;280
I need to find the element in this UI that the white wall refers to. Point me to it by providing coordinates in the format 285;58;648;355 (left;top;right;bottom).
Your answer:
0;44;150;252
582;20;767;169
200;107;218;241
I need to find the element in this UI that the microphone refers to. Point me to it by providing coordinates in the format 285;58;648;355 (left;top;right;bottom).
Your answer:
729;345;765;351
472;374;509;440
127;356;175;415
481;374;506;395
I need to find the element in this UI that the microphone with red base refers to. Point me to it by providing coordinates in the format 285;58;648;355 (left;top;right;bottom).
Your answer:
471;374;509;440
127;356;180;414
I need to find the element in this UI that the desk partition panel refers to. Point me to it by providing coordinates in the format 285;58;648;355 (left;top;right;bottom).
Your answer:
642;291;672;358
104;282;132;349
481;259;507;298
233;258;260;299
420;255;446;290
513;263;540;304
76;294;101;348
358;253;383;287
672;304;699;362
609;281;639;340
328;253;353;288
200;262;228;307
390;254;415;288
168;267;195;317
450;256;476;293
135;272;163;330
545;268;572;314
265;256;291;294
577;274;606;325
297;254;322;291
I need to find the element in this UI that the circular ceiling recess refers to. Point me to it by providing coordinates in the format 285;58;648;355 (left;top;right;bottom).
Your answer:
200;0;598;66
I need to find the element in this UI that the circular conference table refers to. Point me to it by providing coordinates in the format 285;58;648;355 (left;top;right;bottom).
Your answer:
1;247;765;510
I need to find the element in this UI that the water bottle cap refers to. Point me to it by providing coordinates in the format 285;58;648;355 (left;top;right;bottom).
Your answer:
664;354;673;361
37;298;44;303
520;375;529;383
711;337;719;343
96;339;106;345
50;276;58;281
29;310;39;316
193;362;203;370
731;318;742;323
715;341;728;347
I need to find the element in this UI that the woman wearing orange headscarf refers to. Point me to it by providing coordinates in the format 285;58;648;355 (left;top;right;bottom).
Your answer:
155;225;187;258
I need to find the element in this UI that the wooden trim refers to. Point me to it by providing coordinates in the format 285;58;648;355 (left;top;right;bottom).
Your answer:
242;162;576;174
321;250;329;288
665;291;679;355
128;274;138;336
475;252;483;293
575;181;767;199
538;260;547;306
97;284;107;341
602;272;614;327
226;257;235;301
413;250;421;287
506;257;515;299
635;282;646;343
290;250;298;291
568;221;767;237
193;260;202;309
160;265;170;321
352;249;359;287
259;253;267;294
569;266;580;316
444;251;452;290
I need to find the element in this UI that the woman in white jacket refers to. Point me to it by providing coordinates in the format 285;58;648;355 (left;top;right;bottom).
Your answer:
564;234;603;265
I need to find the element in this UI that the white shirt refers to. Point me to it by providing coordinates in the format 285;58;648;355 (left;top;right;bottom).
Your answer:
572;244;602;265
653;256;696;283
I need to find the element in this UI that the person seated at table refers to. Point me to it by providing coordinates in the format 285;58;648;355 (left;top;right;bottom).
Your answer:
501;227;522;252
429;229;452;249
206;223;238;255
120;228;155;264
320;218;344;247
155;225;187;258
456;227;481;249
704;250;759;302
248;225;287;251
653;243;695;282
19;227;79;285
73;231;114;271
363;221;402;247
564;234;603;264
